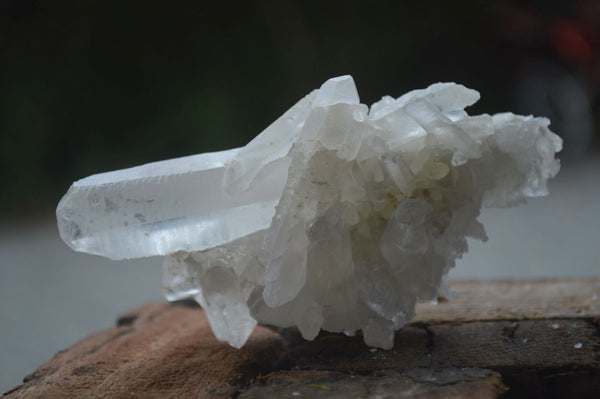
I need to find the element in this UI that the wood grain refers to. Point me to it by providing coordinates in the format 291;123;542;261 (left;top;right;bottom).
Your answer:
4;280;599;398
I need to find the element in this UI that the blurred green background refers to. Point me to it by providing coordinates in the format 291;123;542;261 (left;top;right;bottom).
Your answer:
3;0;597;220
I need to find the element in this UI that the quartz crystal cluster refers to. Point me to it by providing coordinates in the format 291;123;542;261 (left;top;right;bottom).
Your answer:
57;76;562;349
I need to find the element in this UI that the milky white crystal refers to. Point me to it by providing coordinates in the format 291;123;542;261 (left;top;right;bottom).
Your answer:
57;76;562;349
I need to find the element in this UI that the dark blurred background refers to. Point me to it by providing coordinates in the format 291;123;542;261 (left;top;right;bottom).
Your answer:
1;0;598;220
1;0;599;393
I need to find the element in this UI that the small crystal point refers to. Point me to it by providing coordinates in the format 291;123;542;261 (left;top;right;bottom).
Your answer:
57;76;561;349
313;75;360;106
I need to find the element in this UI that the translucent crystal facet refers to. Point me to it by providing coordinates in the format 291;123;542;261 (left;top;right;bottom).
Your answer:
57;75;562;349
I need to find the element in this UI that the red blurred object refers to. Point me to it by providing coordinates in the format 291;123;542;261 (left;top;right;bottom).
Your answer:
550;21;595;65
494;0;600;155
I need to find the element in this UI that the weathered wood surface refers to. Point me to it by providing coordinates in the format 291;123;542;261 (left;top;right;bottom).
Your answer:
4;279;599;398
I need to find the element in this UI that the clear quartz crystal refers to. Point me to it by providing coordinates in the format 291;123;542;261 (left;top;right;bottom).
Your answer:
57;75;562;349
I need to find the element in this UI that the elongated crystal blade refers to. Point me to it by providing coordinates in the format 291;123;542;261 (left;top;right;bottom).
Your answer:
56;149;288;260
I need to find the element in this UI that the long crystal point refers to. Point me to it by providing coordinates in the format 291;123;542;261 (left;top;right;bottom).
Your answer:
57;76;562;349
56;149;288;260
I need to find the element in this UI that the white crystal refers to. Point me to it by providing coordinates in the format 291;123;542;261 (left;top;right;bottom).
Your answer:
57;75;562;349
57;149;288;259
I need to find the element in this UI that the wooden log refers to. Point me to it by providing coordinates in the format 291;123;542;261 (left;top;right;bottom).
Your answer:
4;280;599;398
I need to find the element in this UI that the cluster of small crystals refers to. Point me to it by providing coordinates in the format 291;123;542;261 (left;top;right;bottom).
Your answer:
162;76;562;349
